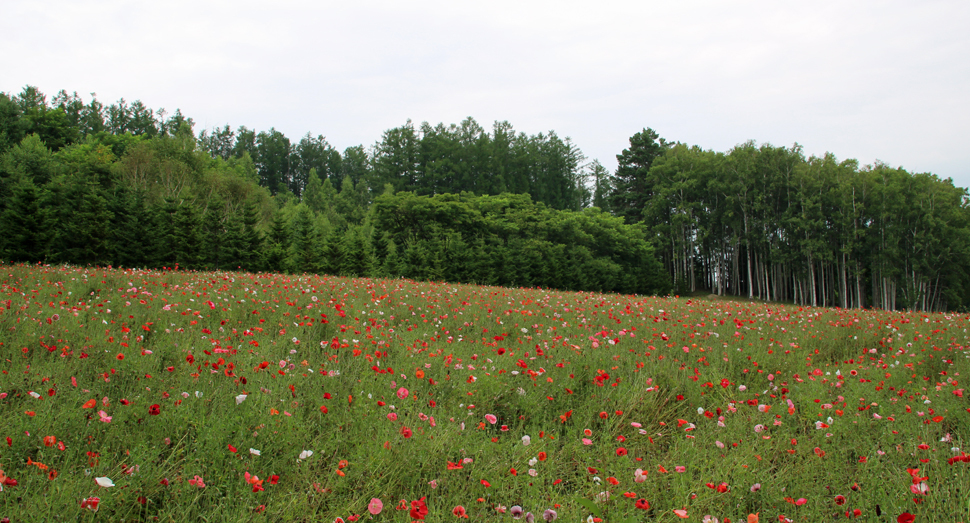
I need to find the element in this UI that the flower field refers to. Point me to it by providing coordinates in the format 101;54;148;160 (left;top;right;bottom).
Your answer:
0;264;968;522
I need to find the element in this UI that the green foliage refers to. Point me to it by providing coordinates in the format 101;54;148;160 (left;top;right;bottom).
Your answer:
0;177;52;261
372;191;668;294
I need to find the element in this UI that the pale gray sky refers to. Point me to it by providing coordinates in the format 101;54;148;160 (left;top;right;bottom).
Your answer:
4;1;969;189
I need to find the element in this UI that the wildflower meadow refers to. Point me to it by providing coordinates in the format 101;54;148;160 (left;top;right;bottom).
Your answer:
0;263;968;523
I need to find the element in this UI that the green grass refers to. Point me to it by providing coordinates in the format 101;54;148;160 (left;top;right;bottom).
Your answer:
0;264;968;523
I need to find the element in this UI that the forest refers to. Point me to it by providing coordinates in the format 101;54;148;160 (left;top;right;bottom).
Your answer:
1;86;968;310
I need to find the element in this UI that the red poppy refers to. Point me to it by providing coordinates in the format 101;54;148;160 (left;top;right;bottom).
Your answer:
480;479;491;487
410;497;429;520
447;461;464;470
616;447;628;457
82;399;96;409
452;505;468;518
834;495;846;505
538;452;547;461
80;496;100;512
635;499;650;510
149;404;161;416
897;514;915;523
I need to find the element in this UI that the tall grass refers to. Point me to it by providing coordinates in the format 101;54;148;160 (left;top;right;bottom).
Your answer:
0;264;967;522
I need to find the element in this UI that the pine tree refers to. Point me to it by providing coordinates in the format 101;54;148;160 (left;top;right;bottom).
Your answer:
202;200;227;269
383;239;401;278
149;198;178;268
290;205;321;273
303;168;325;214
0;177;51;262
320;227;345;275
262;209;291;273
107;186;149;268
55;179;113;265
173;202;205;269
221;210;246;271
240;200;264;271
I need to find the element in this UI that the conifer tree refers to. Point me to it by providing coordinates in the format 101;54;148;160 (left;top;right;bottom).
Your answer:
320;226;345;275
303;168;325;214
0;176;51;261
262;209;290;273
290;205;321;273
240;200;264;271
383;238;401;278
221;210;246;271
202;200;227;269
54;179;113;265
173;201;205;269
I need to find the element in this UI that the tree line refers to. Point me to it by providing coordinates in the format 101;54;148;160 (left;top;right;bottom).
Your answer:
0;86;667;295
604;129;970;311
2;85;968;310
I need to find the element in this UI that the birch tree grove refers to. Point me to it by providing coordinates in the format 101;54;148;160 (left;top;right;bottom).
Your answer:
626;139;970;311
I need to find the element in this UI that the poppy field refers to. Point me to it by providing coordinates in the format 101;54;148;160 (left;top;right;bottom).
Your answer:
0;264;968;523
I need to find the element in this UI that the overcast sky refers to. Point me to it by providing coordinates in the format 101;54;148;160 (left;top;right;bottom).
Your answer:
3;1;969;189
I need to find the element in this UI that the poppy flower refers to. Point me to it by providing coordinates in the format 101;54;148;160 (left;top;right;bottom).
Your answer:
635;499;650;510
485;414;497;424
368;498;383;515
897;514;915;523
480;479;491;487
634;469;647;483
149;404;161;416
80;496;100;512
94;477;115;488
543;509;558;521
453;506;469;518
82;399;96;409
410;497;429;520
538;452;547;461
616;447;628;457
511;506;524;519
674;509;689;518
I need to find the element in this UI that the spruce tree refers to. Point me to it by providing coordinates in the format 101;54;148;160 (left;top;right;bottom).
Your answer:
0;176;51;262
303;168;325;214
240;200;264;271
173;202;205;269
320;226;345;275
221;211;246;271
290;205;321;273
56;179;113;265
262;209;290;273
202;200;227;269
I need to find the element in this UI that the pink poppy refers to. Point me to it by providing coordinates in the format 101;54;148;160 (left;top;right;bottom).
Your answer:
368;498;383;515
